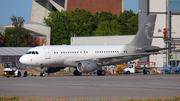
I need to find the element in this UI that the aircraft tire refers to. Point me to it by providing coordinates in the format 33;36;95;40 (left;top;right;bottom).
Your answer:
97;70;105;76
40;73;44;77
78;72;82;76
97;70;101;76
74;70;82;76
101;70;106;76
73;70;77;76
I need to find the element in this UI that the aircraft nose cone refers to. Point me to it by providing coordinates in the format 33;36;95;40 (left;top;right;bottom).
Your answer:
19;56;26;64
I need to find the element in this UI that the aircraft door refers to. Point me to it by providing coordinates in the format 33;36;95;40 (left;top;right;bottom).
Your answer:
44;48;51;59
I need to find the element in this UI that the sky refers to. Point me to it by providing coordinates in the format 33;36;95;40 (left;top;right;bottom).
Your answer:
0;0;138;26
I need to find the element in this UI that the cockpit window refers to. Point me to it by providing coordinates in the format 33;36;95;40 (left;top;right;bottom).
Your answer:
26;51;39;55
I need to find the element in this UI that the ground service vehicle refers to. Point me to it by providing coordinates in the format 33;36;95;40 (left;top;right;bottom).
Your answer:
123;64;151;74
2;61;28;78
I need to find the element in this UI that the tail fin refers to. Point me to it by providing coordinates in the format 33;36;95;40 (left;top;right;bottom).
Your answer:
130;15;157;46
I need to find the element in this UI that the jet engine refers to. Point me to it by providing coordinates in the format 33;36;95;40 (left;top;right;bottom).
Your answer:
77;61;97;72
45;67;65;73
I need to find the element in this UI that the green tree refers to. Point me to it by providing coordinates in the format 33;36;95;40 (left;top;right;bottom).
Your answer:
0;32;5;47
69;8;94;36
93;11;121;36
44;8;138;45
44;10;72;45
118;9;138;35
127;13;138;34
93;20;123;36
44;8;95;45
4;16;32;47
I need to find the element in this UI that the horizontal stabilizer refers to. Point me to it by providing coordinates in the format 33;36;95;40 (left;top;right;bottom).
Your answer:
144;47;176;52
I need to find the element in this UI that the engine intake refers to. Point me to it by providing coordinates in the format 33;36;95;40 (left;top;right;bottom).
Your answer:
77;61;97;72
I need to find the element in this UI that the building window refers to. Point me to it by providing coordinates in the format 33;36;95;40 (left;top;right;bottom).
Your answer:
170;0;180;11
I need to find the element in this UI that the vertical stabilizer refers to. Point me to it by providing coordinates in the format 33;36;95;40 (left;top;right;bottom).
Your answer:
130;15;156;46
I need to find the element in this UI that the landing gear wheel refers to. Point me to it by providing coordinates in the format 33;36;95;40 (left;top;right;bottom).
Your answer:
101;70;106;76
97;70;100;75
73;70;82;76
40;67;45;77
40;72;45;77
97;70;106;76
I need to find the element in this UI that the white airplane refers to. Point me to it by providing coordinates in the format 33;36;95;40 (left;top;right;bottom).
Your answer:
19;15;173;76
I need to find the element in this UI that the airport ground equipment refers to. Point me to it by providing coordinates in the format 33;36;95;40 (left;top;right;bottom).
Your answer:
2;61;28;78
135;62;156;68
123;64;153;74
116;64;128;74
162;65;180;74
123;62;156;74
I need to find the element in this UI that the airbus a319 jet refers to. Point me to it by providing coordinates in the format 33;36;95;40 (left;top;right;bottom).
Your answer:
19;15;172;76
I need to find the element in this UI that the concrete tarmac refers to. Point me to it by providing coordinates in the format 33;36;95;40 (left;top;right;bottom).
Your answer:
0;74;180;99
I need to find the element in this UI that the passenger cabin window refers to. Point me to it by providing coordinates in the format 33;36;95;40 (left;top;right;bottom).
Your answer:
54;52;58;54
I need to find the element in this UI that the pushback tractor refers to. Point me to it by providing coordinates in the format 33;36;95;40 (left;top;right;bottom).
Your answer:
2;61;28;78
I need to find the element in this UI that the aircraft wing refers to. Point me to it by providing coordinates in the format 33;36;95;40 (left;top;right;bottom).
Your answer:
144;47;176;52
75;52;159;64
95;52;159;60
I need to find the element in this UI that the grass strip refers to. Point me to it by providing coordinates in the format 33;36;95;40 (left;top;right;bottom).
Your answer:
0;96;180;101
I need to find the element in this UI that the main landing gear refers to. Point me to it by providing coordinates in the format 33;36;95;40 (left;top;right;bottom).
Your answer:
97;70;106;76
40;72;45;77
40;67;45;77
73;70;82;76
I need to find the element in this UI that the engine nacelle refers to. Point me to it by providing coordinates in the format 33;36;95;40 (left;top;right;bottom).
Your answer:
77;61;97;72
45;67;65;73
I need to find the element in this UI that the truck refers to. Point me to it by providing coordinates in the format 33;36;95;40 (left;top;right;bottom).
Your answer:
123;64;152;74
2;61;28;78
